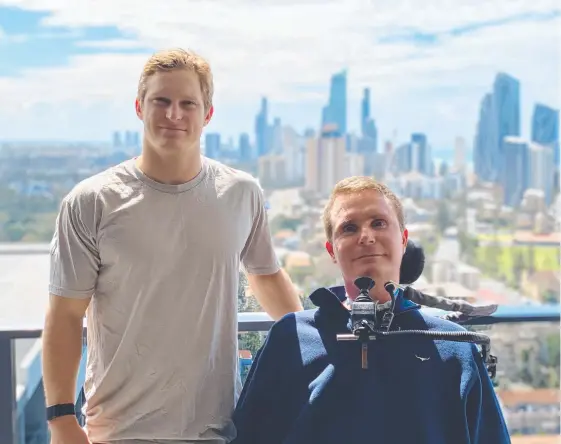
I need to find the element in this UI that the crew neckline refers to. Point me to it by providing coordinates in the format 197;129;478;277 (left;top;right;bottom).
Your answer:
125;156;208;194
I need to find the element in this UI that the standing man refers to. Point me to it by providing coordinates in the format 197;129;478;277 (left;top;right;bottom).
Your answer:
43;48;302;444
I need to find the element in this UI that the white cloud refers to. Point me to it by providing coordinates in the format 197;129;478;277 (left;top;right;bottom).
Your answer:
0;0;559;147
75;39;145;49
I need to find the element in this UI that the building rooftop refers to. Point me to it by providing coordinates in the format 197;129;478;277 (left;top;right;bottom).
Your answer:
496;389;560;407
514;230;561;245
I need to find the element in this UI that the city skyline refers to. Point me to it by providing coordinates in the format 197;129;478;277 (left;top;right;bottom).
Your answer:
0;0;559;151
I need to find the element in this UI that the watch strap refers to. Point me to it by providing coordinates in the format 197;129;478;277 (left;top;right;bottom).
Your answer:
46;403;76;421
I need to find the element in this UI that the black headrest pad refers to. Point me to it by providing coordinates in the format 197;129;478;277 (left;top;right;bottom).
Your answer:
399;239;425;284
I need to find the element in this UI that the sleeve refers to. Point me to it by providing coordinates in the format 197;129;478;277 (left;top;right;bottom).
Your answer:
240;182;280;275
49;195;100;298
232;324;293;444
466;347;512;444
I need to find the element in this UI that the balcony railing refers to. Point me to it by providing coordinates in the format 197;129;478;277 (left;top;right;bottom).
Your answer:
1;304;560;444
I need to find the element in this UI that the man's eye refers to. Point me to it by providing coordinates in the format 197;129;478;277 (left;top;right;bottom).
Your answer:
373;220;387;228
342;224;356;232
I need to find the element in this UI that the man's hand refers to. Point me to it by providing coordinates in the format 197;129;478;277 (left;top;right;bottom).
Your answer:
49;416;91;444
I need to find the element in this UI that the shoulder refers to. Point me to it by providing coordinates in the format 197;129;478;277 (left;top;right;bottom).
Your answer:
205;157;263;197
419;311;470;332
416;311;481;362
265;310;318;344
63;160;137;210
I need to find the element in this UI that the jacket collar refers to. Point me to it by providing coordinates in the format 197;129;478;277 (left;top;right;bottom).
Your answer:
309;285;420;323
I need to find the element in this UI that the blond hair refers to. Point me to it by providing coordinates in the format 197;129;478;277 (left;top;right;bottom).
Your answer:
137;48;214;112
322;176;405;241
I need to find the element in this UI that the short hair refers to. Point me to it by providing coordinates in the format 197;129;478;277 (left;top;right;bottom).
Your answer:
322;176;405;241
137;48;214;112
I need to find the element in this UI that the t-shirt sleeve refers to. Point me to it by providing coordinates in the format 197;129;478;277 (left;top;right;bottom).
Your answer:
241;182;280;275
49;194;100;298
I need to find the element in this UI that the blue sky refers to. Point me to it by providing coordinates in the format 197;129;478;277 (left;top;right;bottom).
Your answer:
0;7;151;76
0;0;559;153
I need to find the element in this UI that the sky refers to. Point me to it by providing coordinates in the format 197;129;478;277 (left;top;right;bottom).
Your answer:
0;0;559;153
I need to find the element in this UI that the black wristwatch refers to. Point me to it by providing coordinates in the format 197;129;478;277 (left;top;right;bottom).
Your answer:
46;403;76;421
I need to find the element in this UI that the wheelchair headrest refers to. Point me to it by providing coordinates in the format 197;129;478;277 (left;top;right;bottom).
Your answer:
399;239;425;285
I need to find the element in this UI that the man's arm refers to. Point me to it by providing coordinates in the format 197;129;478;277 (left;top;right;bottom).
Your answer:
42;295;90;413
44;193;100;439
247;269;302;320
466;348;511;443
241;182;302;320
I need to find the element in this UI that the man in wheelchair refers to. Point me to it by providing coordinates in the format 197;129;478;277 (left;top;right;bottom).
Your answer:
231;176;511;444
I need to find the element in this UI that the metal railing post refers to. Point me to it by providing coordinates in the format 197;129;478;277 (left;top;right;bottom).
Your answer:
0;336;17;444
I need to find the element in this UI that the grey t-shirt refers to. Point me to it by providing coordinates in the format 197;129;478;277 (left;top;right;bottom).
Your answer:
49;157;280;443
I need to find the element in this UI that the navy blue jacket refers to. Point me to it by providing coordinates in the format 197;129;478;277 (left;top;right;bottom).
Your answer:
232;286;511;444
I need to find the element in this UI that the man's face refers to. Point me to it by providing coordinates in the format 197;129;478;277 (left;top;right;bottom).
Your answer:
327;189;408;285
135;69;213;153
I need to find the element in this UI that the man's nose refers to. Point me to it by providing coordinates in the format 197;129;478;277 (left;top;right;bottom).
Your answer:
166;103;184;121
358;227;375;244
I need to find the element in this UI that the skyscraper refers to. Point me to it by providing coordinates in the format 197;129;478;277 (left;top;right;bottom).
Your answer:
361;88;371;136
411;133;430;175
531;103;559;167
474;93;496;181
529;142;555;206
238;133;252;162
321;70;347;136
493;73;521;181
454;137;467;173
358;87;378;175
254;97;269;157
502;137;529;207
205;133;221;159
474;73;520;183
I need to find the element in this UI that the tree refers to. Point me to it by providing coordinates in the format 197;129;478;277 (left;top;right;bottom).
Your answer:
526;246;536;275
270;215;301;234
488;244;502;277
237;271;249;312
300;294;316;310
545;333;560;371
4;221;26;242
512;251;525;289
238;332;264;358
289;266;315;287
519;349;533;384
542;290;559;304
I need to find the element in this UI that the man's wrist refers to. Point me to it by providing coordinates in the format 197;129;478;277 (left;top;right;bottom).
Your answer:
47;414;79;430
46;403;76;423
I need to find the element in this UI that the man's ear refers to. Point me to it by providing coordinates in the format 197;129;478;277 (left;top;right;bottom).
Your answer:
402;228;409;254
204;105;214;126
325;241;336;263
135;98;143;120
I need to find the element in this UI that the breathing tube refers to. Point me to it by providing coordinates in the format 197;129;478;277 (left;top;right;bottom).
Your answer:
336;241;498;380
